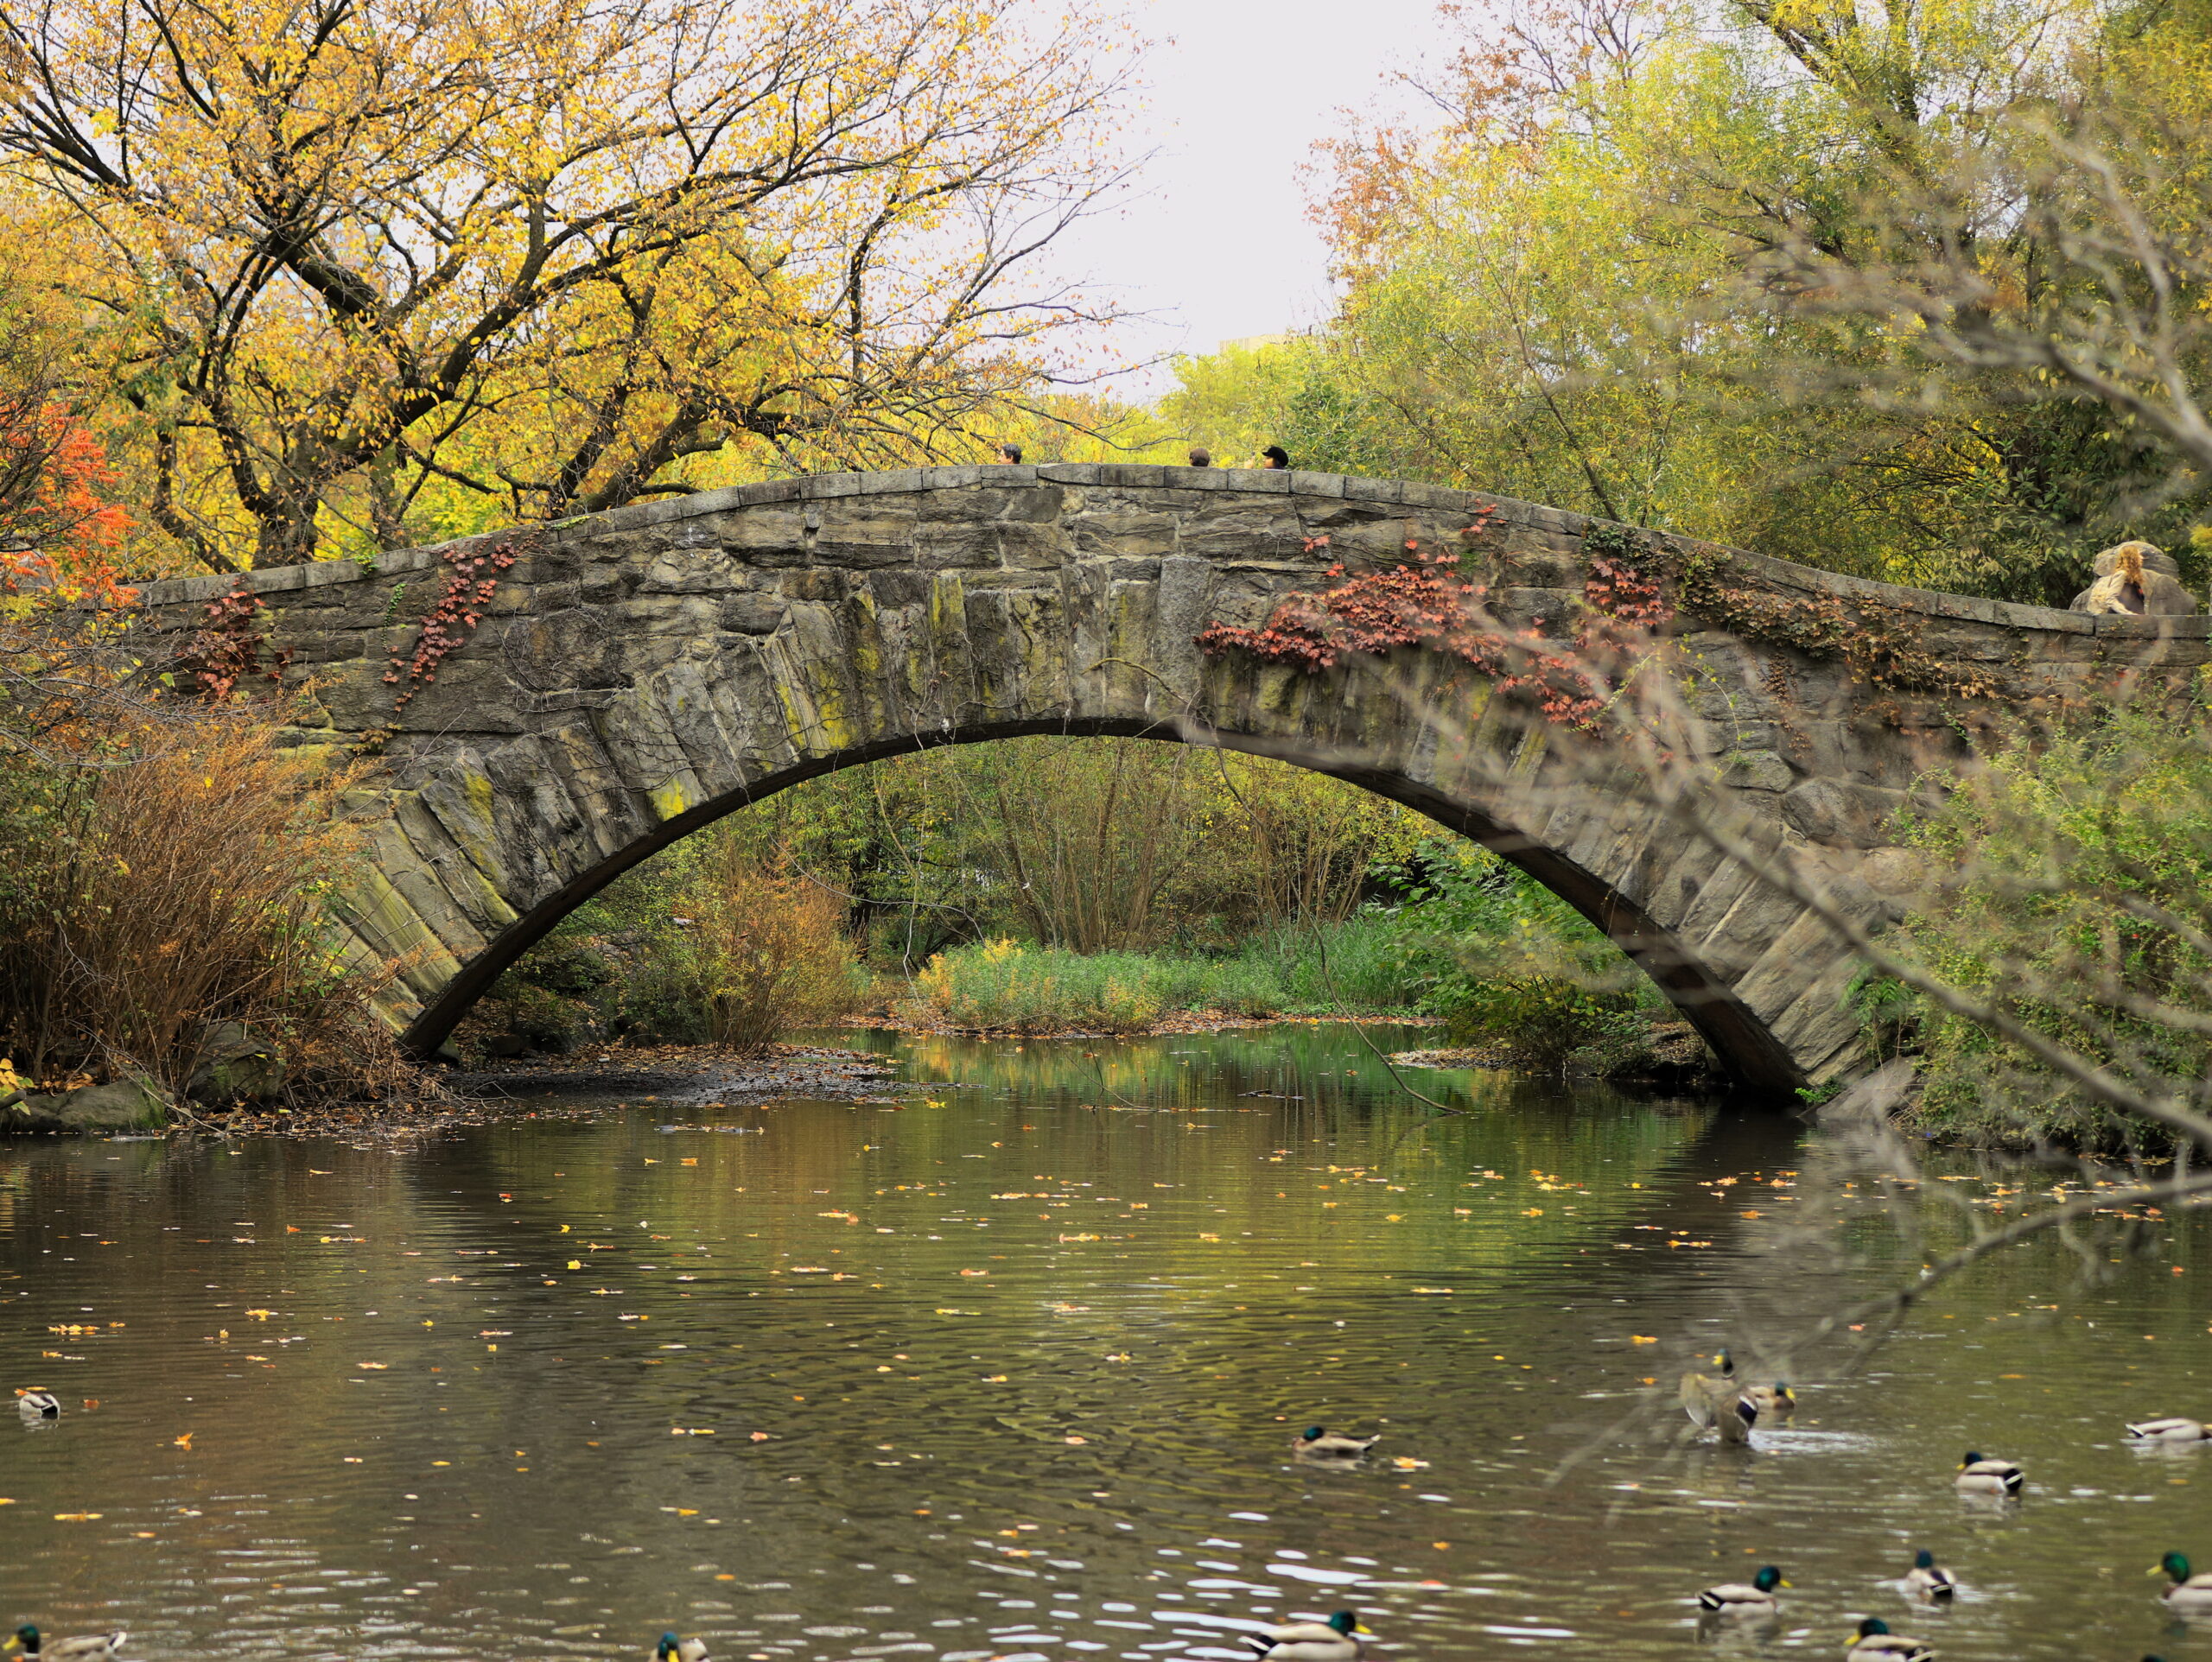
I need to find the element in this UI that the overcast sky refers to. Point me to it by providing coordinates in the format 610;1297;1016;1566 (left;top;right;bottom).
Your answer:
1051;0;1446;396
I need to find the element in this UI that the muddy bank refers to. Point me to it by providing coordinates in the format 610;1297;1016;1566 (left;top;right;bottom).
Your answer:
85;1044;917;1143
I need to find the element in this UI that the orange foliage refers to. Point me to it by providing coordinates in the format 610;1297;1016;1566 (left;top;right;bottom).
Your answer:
0;403;136;611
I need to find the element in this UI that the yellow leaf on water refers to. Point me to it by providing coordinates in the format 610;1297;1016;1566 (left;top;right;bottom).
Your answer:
356;1362;388;1370
54;1512;100;1521
174;1433;194;1449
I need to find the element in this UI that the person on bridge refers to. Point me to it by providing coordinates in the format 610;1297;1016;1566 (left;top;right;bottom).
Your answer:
2070;540;2197;616
995;442;1023;465
1260;445;1289;469
1188;447;1212;467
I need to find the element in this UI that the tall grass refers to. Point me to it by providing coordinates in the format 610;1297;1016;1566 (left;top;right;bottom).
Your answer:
904;915;1427;1033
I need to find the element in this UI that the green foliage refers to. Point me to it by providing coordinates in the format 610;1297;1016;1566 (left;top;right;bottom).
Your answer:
1882;714;2212;1151
1435;974;1647;1075
490;751;1675;1075
1162;0;2212;604
913;941;1170;1033
1377;840;1669;1072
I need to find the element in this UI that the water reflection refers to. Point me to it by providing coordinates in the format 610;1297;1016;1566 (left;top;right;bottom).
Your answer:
0;1027;2206;1661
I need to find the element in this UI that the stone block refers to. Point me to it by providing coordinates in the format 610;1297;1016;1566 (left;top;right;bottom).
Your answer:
1782;777;1909;847
10;1075;168;1133
1720;749;1796;792
914;524;1004;568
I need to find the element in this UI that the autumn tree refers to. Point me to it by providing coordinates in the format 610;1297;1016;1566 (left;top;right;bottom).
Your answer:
0;0;1139;570
1271;0;2212;604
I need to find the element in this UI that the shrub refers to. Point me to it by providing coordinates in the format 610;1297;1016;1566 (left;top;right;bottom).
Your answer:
0;707;407;1104
912;940;1166;1033
1433;972;1646;1073
1878;714;2212;1152
664;842;867;1050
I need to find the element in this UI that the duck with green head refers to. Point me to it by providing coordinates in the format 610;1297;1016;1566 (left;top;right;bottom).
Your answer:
1243;1611;1369;1662
653;1633;708;1662
2152;1551;2212;1612
1290;1427;1379;1459
1698;1564;1785;1616
1904;1549;1955;1599
1954;1452;2022;1495
2;1629;126;1660
1745;1380;1796;1416
1845;1617;1934;1660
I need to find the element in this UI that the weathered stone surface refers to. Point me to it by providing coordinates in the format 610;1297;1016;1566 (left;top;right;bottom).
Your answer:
126;465;2212;1094
187;1021;287;1106
9;1076;170;1133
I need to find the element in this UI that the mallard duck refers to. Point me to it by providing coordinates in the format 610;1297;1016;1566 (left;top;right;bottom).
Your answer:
1954;1452;2022;1495
3;1628;127;1660
1242;1612;1369;1662
1698;1564;1786;1615
2128;1418;2212;1443
1678;1352;1758;1441
1904;1549;1956;1600
1291;1426;1380;1459
1680;1349;1737;1418
653;1635;709;1662
1845;1617;1934;1660
2152;1551;2212;1613
1745;1381;1796;1416
16;1392;58;1419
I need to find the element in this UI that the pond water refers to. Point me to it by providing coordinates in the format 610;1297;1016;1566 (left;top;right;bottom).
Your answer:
3;1024;2209;1661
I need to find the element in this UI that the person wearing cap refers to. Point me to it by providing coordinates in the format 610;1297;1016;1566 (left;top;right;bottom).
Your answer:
1260;445;1289;469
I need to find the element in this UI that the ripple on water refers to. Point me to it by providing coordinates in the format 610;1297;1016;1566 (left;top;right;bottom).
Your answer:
0;1025;2205;1660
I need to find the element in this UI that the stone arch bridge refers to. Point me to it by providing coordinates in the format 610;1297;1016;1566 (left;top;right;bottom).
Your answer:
130;466;2212;1093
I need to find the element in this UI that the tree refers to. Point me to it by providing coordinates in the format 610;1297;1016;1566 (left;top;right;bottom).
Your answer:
0;297;127;586
1285;0;2211;604
0;0;1139;568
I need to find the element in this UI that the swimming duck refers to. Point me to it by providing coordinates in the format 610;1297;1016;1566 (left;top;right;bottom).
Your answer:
653;1635;708;1662
2152;1552;2212;1613
1242;1612;1369;1662
1904;1549;1956;1600
16;1392;58;1419
1954;1453;2022;1495
1845;1617;1934;1660
1698;1564;1786;1615
2128;1418;2212;1443
3;1628;127;1659
1290;1427;1379;1459
1745;1381;1796;1416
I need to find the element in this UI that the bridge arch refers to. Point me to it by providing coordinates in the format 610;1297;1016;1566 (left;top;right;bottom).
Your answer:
131;464;2183;1093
